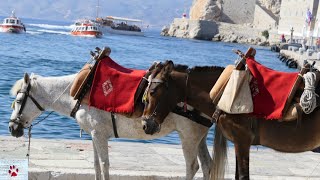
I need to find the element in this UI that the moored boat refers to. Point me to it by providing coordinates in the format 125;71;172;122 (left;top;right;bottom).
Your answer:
70;19;102;38
96;16;144;36
0;10;26;33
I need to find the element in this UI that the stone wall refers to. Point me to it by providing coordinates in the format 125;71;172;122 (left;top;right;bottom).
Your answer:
253;4;278;29
220;0;256;24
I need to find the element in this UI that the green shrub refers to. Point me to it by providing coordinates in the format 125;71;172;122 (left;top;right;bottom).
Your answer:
262;30;269;40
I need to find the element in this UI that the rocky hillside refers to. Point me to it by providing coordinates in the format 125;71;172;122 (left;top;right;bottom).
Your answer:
189;0;222;21
189;0;281;23
258;0;282;17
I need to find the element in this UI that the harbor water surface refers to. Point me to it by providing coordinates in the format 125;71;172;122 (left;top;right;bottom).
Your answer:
0;18;296;145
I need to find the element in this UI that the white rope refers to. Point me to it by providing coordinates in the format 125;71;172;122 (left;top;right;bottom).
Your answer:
300;72;318;114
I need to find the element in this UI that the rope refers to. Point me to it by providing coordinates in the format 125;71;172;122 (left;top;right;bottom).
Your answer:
300;72;318;114
26;126;32;162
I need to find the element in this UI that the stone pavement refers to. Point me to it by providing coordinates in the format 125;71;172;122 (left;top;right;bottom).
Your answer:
1;136;320;180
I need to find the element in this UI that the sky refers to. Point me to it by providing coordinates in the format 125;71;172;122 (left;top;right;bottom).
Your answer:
0;0;193;28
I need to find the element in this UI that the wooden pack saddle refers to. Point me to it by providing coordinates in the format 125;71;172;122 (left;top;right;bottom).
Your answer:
69;47;149;118
210;47;320;122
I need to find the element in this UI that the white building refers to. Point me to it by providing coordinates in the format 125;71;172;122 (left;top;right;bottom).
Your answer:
278;0;319;38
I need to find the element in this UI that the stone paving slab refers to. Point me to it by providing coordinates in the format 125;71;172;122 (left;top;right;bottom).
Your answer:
1;136;320;179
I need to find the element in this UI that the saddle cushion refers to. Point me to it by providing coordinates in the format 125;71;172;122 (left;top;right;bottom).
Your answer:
89;57;146;113
70;64;91;98
247;58;299;119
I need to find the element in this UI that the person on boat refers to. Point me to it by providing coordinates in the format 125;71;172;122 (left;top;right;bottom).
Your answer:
280;34;286;43
182;13;187;19
316;37;320;51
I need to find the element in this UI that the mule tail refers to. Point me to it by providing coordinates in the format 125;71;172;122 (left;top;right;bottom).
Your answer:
210;125;227;180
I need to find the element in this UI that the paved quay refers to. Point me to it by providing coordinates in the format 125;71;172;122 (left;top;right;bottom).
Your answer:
1;136;320;180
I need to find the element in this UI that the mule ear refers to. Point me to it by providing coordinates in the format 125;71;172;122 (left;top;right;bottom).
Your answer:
163;61;174;76
23;73;30;84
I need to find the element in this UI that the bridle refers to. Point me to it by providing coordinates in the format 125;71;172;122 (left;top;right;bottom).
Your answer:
142;75;168;126
10;82;44;126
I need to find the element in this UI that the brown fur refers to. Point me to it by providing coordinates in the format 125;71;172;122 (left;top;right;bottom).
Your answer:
142;61;320;180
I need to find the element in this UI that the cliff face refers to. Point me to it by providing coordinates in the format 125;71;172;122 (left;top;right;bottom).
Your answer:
164;0;282;45
258;0;282;16
189;0;221;21
189;0;281;23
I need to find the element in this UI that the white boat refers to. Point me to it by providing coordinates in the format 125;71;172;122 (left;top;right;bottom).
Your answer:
70;19;103;38
0;10;26;33
96;16;144;36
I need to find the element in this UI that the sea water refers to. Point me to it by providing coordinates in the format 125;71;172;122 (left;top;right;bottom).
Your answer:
0;17;296;145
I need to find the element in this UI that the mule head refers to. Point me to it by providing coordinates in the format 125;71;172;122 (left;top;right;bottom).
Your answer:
9;73;44;137
142;60;179;135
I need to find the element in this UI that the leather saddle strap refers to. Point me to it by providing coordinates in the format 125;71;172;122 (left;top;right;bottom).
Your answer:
111;113;119;138
172;106;213;128
70;74;95;118
212;108;222;124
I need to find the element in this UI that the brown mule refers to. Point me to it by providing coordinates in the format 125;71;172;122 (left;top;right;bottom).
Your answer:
141;60;320;180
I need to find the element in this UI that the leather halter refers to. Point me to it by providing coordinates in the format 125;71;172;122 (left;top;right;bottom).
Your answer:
10;83;44;125
142;77;168;124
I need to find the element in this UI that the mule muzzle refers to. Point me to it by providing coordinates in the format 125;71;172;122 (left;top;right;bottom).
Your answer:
142;117;161;135
9;120;24;138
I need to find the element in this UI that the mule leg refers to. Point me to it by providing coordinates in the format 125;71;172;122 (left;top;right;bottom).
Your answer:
234;143;250;180
91;130;110;180
179;133;201;180
93;141;102;180
197;134;212;180
235;157;239;180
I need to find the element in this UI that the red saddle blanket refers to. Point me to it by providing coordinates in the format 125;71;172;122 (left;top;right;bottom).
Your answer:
89;57;146;113
246;58;299;120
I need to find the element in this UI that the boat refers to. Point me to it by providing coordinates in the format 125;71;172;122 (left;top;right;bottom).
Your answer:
0;10;26;33
70;19;103;38
96;16;144;36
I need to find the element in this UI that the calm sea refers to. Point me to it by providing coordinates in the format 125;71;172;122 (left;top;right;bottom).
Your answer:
0;18;296;145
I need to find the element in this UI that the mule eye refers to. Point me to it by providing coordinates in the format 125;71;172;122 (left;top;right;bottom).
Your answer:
150;89;156;96
16;100;21;103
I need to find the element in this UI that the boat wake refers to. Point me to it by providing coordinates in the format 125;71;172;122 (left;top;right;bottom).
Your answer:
26;23;71;35
37;29;70;35
28;23;72;30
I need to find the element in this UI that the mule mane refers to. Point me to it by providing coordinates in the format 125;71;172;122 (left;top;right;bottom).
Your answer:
173;64;224;73
10;73;40;96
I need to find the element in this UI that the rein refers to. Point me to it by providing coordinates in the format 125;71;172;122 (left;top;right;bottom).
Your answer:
26;111;54;162
10;82;55;162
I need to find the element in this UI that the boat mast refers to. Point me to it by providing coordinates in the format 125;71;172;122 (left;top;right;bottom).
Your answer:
96;0;100;18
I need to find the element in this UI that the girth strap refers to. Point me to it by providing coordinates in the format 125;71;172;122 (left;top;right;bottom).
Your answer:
173;106;213;128
70;100;81;118
111;113;119;138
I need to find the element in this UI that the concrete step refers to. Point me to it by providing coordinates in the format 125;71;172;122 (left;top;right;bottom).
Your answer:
1;136;320;179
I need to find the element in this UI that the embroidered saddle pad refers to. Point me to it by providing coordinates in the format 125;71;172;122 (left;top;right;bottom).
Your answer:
89;57;146;113
246;58;299;119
